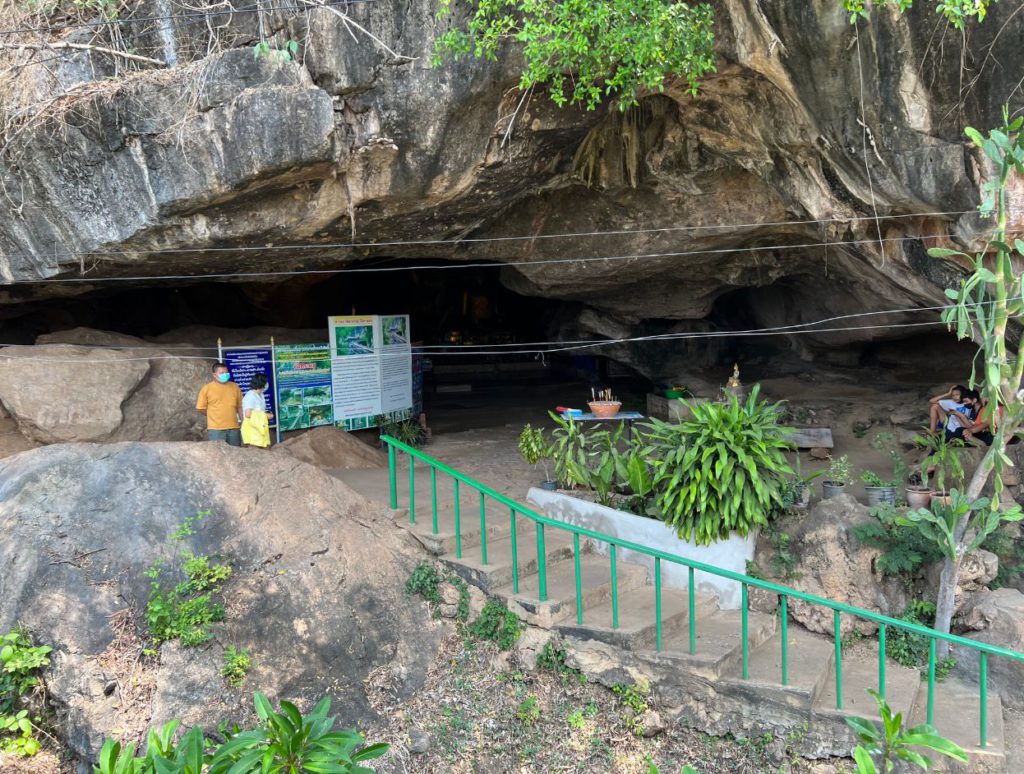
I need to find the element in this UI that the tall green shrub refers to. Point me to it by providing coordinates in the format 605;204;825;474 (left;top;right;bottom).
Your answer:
646;386;792;545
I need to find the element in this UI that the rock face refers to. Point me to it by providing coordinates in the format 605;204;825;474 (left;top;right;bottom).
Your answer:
0;441;442;764
956;588;1024;710
0;328;209;442
781;494;908;635
0;3;1021;377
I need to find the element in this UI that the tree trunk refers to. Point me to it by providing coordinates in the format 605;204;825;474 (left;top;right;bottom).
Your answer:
934;554;961;661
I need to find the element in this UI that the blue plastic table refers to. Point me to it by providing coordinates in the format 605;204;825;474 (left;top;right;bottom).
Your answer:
560;411;645;439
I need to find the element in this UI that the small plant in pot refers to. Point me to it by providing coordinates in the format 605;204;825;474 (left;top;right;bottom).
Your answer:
518;424;556;490
915;433;965;507
861;433;908;508
784;454;824;510
823;454;852;499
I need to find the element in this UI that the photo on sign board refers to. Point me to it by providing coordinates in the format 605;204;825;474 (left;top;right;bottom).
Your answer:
303;385;332;406
279;388;304;407
334;325;374;356
308;404;334;427
280;405;309;431
383;316;409;346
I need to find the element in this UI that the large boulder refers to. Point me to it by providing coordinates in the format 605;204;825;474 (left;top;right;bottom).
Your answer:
781;495;908;635
956;588;1024;710
0;328;208;443
0;441;442;765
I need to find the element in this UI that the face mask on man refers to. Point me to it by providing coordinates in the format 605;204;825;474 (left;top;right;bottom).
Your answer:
217;372;230;383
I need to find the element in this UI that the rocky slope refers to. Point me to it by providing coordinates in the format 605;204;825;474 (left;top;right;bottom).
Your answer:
0;1;1021;372
0;441;443;764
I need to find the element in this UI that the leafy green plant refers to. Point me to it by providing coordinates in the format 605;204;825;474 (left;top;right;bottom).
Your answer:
767;529;801;580
0;628;51;758
516;695;541;726
467;601;522;649
847;689;967;772
518;424;553;481
94;692;387;774
853;505;943;578
844;0;992;29
861;433;908;488
613;680;651;736
826;454;852;486
914;433;965;493
434;0;717;110
253;39;299;62
146;551;231;647
885;601;956;680
981;524;1024;589
221;646;251;689
646;387;793;545
549;412;593;489
379;416;426;447
535;641;585;683
405;561;443;604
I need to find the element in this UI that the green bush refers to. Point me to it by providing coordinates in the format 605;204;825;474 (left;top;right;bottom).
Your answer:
887;601;956;680
94;692;387;774
646;387;793;545
853;505;943;578
0;628;52;757
405;561;443;604
467;601;523;649
146;552;231;646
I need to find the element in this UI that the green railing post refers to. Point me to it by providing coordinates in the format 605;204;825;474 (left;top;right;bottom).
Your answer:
834;610;843;710
479;492;487;566
980;653;988;748
610;544;619;630
878;624;886;699
741;583;749;680
573;533;583;625
780;595;788;686
927;638;936;726
536;523;548;602
387;444;397;508
509;507;519;594
430;466;438;535
408;455;415;524
377;438;1024;716
453;478;462;559
655;557;663;652
688;566;696;655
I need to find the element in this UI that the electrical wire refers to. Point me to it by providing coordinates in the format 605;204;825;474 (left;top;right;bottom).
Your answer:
0;317;979;364
3;208;997;269
10;232;969;285
0;0;380;38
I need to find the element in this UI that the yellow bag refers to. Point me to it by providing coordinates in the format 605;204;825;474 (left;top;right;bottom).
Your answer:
241;409;271;448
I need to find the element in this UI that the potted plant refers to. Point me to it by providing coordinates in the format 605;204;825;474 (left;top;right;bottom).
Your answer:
518;424;557;490
860;433;908;508
788;454;825;510
916;433;965;507
644;386;793;545
823;454;851;499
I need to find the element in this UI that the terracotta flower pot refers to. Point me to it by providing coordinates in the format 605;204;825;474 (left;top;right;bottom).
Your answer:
588;400;622;418
905;487;931;509
931;491;953;507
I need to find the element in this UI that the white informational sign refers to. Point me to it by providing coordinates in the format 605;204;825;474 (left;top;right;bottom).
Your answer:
327;314;413;429
380;315;413;414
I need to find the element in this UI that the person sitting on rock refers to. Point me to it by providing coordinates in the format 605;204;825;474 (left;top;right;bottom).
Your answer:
962;392;1020;447
196;362;243;447
942;389;981;443
929;384;968;435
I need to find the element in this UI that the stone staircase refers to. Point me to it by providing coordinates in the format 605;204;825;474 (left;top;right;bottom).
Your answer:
333;463;1015;772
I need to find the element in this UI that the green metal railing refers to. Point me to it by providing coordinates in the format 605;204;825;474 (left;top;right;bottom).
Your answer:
383;436;1024;749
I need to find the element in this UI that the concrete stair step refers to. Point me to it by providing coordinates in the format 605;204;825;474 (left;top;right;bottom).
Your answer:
907;675;1005;767
441;526;576;591
813;643;922;723
720;626;835;708
557;585;719;650
492;552;649;627
399;504;520;556
655;608;778;678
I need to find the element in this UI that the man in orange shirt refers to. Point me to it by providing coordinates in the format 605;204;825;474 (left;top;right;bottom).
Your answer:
196;362;243;446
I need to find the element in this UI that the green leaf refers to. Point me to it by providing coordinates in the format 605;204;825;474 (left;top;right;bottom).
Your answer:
853;746;878;774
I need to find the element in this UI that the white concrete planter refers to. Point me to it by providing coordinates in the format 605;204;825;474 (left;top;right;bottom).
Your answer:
527;488;757;610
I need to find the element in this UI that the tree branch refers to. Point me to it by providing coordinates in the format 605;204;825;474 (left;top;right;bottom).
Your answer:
0;41;165;68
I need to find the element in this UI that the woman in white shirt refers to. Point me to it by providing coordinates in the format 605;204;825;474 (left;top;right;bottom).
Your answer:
241;373;273;447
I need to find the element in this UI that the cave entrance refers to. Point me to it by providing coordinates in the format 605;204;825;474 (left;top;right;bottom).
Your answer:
2;258;653;433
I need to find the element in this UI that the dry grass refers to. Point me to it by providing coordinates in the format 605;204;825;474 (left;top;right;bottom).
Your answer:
365;631;851;774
